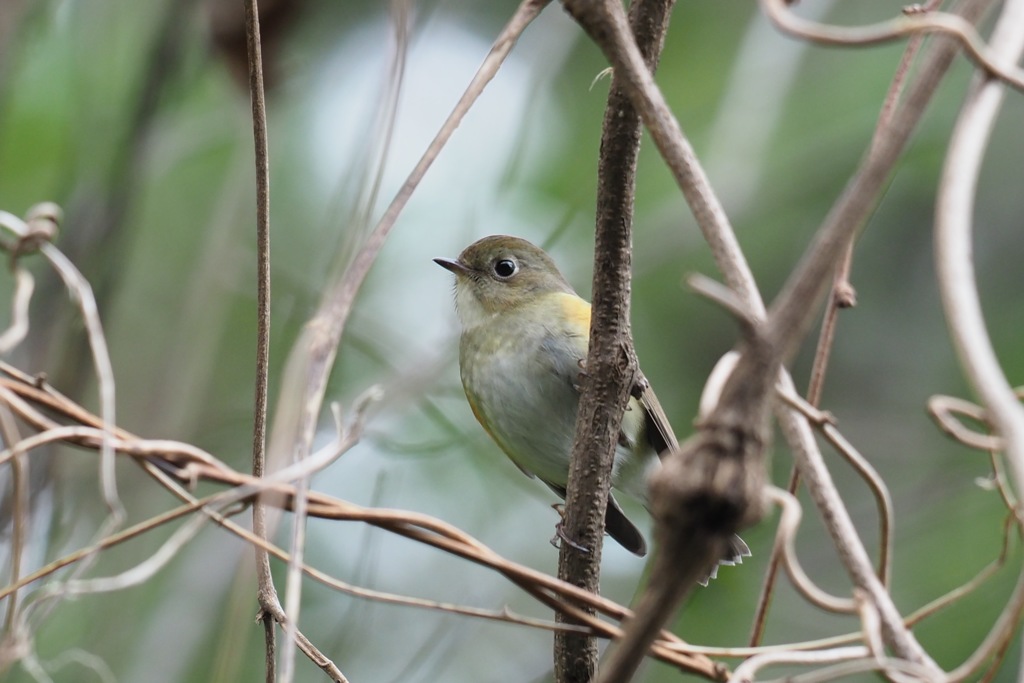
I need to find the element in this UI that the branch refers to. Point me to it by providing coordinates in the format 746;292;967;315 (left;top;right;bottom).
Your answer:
2;344;1018;680
264;0;552;598
759;0;1024;93
555;3;770;679
934;3;1024;681
935;0;1024;524
555;0;676;681
750;0;990;668
563;0;995;675
0;364;724;680
240;2;281;681
765;6;948;619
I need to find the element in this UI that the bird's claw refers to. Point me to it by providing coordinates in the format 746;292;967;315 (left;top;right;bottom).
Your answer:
550;518;591;554
573;358;588;392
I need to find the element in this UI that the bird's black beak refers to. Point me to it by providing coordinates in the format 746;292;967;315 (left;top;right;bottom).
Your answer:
433;257;471;277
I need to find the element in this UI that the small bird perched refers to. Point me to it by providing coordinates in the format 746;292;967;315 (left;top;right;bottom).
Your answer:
435;235;748;579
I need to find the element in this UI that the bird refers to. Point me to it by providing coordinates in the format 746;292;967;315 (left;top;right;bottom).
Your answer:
435;235;749;579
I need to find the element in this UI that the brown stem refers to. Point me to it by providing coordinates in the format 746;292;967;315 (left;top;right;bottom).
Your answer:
242;1;278;680
555;1;676;681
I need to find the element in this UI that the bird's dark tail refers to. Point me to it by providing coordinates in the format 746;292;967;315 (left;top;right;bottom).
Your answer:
604;498;751;586
604;495;647;557
699;534;751;586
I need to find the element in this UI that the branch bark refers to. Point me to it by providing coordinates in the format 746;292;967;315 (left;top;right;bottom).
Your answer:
555;1;676;681
242;2;279;681
563;0;995;678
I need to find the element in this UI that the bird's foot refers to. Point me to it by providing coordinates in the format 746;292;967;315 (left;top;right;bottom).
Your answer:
550;516;591;554
573;358;588;392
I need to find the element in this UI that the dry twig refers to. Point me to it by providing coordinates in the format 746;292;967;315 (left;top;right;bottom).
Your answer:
0;358;724;680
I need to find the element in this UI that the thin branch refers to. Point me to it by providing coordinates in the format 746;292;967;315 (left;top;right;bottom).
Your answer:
750;239;856;643
0;267;33;354
241;2;279;680
777;391;893;587
933;3;1024;679
28;208;121;524
935;0;1024;512
0;493;230;603
928;394;1005;452
904;512;1016;630
759;0;1024;93
0;367;723;680
753;0;990;668
0;206;129;647
766;487;857;614
264;7;553;655
765;656;944;683
730;646;869;683
0;404;26;634
870;0;945;158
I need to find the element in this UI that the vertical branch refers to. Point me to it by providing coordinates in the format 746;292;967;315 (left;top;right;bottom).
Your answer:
934;3;1024;675
563;0;996;675
747;0;958;645
752;4;989;668
936;0;1024;511
260;2;550;675
555;1;676;681
242;1;277;681
265;0;551;523
0;405;26;634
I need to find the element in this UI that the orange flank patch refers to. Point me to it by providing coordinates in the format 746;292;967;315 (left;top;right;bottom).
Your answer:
553;292;592;337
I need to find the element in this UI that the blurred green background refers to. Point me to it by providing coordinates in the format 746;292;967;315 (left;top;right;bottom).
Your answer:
0;0;1021;681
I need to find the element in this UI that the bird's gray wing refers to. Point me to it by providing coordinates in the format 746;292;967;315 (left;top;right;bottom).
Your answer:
543;329;676;457
633;371;679;456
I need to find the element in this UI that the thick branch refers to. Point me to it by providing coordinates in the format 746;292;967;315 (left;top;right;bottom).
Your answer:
564;0;993;677
555;1;676;681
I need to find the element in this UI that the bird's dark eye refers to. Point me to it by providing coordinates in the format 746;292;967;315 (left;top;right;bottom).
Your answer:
493;258;518;279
